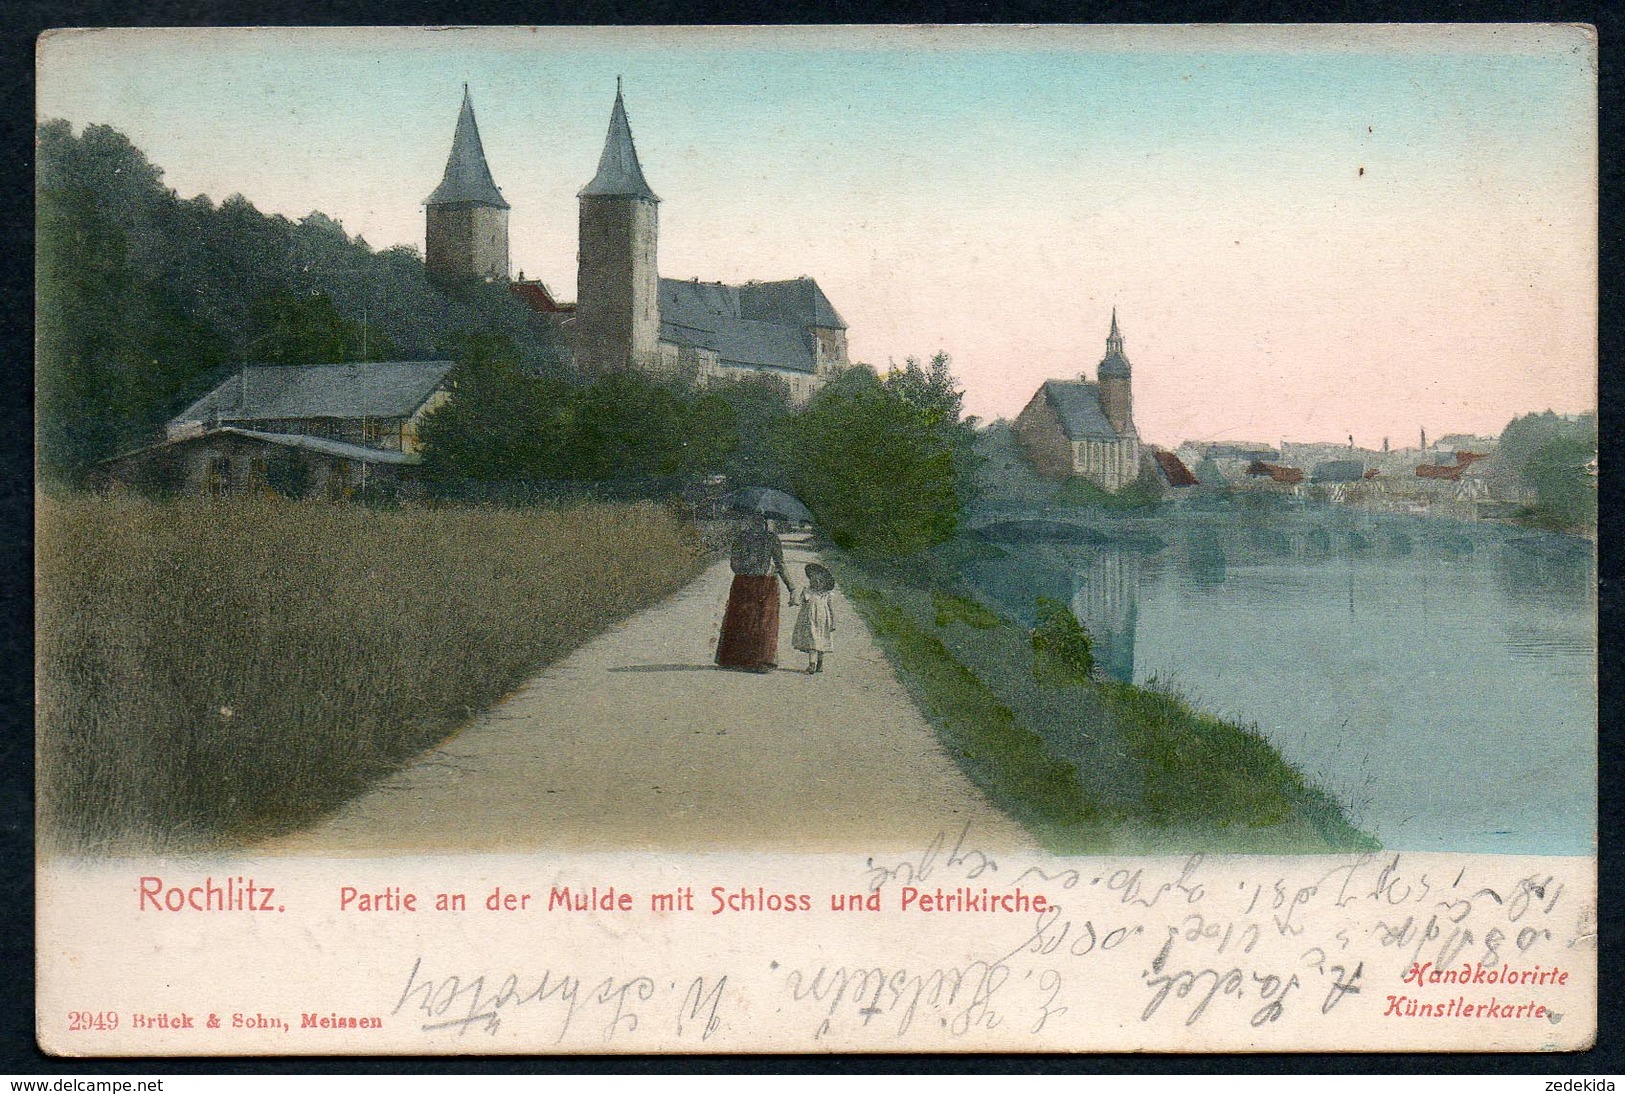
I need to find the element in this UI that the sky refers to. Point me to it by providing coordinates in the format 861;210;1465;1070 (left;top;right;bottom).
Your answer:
36;25;1597;447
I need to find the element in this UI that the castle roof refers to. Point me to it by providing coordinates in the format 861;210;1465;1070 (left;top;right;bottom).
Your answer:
580;83;658;202
425;87;509;209
737;278;847;331
173;361;454;424
660;278;846;374
1038;379;1130;440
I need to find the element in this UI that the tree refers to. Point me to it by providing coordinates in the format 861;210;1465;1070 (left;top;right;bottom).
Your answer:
416;335;567;481
784;364;967;557
247;291;395;365
886;352;981;504
36;122;231;479
1496;411;1597;532
709;375;795;488
558;372;761;483
886;351;965;427
35;119;574;482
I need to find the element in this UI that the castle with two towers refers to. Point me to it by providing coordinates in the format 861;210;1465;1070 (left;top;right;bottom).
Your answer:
424;83;849;404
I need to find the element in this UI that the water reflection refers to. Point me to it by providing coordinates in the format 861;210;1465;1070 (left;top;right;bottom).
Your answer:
1071;550;1140;683
965;544;1146;682
965;509;1596;854
1495;533;1595;610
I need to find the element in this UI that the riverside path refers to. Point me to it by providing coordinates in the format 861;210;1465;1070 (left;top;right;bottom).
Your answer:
265;535;1032;854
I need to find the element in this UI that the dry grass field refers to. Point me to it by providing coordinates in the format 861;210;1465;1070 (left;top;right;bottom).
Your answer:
37;494;704;851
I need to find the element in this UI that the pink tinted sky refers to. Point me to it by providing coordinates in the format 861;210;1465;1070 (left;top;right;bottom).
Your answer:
37;25;1596;447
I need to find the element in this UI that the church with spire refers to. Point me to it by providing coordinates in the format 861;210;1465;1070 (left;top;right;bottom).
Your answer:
424;82;849;403
1013;310;1143;492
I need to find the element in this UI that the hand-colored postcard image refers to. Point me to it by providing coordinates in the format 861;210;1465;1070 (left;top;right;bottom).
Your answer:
35;25;1596;1055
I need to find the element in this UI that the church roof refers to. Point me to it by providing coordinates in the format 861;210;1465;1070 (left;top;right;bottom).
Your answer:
174;361;454;424
737;278;846;331
1040;380;1125;440
580;83;658;202
1098;349;1132;380
658;279;821;373
1099;308;1131;379
425;88;509;209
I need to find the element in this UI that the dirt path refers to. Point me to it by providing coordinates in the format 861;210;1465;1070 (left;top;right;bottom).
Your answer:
265;536;1032;855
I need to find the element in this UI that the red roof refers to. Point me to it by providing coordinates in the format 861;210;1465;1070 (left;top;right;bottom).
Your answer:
1152;449;1199;487
1415;452;1487;481
510;281;572;314
1246;460;1304;484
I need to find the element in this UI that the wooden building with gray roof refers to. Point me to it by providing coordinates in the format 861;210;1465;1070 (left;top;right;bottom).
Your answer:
101;360;454;499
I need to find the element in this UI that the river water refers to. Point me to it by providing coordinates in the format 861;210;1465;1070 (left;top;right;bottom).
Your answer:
964;507;1595;855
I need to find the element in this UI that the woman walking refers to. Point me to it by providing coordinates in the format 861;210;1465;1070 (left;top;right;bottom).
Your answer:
716;512;794;672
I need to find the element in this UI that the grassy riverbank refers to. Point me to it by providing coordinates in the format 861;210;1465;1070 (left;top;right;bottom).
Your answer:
834;549;1377;854
37;494;705;852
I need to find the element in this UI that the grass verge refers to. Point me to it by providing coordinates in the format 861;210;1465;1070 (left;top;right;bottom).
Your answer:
37;493;706;852
839;556;1377;854
848;587;1111;852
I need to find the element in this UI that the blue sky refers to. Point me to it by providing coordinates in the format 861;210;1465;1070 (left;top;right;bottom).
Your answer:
37;25;1596;443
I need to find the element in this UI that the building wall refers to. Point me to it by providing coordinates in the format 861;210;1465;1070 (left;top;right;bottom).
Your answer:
231;415;422;452
811;326;848;370
658;342;826;406
426;203;510;282
1072;436;1141;492
104;435;412;501
1099;376;1133;437
1013;391;1075;479
575;195;660;378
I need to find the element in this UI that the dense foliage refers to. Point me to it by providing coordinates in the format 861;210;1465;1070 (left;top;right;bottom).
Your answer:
1030;596;1095;686
38;120;983;544
36;119;568;482
1495;410;1597;533
417;336;798;488
420;343;977;540
784;355;979;557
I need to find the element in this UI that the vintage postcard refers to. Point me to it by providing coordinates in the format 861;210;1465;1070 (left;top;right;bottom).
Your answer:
34;25;1596;1054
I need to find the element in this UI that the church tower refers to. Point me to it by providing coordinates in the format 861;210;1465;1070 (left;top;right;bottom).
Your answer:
1098;308;1134;436
424;86;510;283
574;80;660;378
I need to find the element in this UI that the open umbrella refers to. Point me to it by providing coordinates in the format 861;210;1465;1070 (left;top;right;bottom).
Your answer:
724;487;814;523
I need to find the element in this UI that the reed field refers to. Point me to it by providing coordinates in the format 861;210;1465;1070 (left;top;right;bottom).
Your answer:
37;494;705;851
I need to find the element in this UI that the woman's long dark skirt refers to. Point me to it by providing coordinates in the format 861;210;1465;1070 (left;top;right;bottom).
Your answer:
716;574;781;670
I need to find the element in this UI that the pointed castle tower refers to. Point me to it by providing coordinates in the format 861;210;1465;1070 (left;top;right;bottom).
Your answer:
1097;308;1134;436
574;79;661;378
425;86;510;283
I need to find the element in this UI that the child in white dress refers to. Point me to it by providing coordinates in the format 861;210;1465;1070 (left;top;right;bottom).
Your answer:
791;563;836;674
